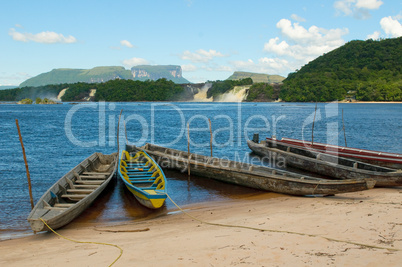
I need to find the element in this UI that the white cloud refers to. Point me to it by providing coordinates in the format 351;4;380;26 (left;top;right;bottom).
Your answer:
334;0;354;16
275;19;348;46
290;14;306;22
180;49;225;63
380;16;402;37
264;19;348;62
120;40;134;48
366;31;381;39
355;0;383;9
334;0;383;19
264;37;293;57
261;19;348;75
122;57;149;68
9;28;77;44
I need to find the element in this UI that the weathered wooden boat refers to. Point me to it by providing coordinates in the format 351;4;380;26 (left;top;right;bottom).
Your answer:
118;150;167;209
27;152;117;232
125;143;376;196
247;139;402;187
267;137;402;169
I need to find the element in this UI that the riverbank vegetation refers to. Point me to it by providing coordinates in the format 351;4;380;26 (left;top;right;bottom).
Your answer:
245;83;281;102
94;79;191;101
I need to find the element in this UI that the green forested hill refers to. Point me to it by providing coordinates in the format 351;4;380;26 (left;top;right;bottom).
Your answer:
280;37;402;102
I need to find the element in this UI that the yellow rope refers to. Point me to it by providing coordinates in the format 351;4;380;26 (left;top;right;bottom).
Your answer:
40;218;123;266
166;194;401;252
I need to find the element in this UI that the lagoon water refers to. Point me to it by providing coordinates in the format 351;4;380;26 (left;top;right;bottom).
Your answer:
0;102;401;240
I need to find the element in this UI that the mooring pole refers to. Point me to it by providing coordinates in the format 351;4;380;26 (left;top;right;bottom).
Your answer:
312;102;317;145
117;109;123;157
342;109;347;147
208;118;213;157
187;122;191;180
16;119;34;210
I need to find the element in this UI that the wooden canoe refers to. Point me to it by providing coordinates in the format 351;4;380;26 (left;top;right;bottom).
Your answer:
118;150;167;209
125;143;376;196
247;139;402;187
268;137;402;169
27;152;117;232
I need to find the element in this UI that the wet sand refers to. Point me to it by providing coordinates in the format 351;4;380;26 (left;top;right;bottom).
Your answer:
1;187;401;266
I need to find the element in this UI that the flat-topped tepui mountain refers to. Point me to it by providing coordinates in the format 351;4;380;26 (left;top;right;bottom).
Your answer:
20;65;190;87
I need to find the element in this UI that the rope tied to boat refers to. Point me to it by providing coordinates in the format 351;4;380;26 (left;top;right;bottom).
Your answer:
40;218;123;266
166;193;401;252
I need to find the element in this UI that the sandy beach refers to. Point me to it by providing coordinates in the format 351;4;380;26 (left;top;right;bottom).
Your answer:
1;187;401;267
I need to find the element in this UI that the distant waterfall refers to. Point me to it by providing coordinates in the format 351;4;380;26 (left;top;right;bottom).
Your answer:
191;83;250;102
214;85;250;102
192;83;213;102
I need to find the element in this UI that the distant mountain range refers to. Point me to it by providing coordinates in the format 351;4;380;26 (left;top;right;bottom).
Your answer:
227;71;285;83
20;65;190;87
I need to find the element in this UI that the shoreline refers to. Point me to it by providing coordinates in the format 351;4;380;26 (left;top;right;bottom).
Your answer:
1;100;401;105
1;187;400;266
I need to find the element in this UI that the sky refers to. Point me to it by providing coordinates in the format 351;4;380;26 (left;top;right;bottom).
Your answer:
0;0;401;85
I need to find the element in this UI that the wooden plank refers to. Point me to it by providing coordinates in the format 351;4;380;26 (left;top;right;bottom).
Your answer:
79;175;107;179
74;185;100;189
54;203;75;208
82;172;110;175
67;189;94;194
45;206;69;210
75;180;104;185
61;194;87;199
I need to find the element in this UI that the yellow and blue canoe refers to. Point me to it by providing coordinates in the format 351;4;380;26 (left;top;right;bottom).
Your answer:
118;150;167;209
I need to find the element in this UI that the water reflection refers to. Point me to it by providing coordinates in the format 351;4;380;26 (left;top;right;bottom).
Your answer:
66;168;270;229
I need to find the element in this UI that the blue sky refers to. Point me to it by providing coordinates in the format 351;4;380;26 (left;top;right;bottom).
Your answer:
0;0;401;85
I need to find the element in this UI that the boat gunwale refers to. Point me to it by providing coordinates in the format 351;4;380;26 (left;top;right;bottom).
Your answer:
278;137;402;159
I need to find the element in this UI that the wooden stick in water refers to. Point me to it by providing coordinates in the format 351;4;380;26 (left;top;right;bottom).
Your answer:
15;119;34;210
187;122;190;179
124;120;128;143
312;102;317;145
342;109;347;147
117;109;123;156
208;118;213;157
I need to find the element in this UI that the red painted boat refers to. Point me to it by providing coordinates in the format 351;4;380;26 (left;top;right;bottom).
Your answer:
266;137;402;169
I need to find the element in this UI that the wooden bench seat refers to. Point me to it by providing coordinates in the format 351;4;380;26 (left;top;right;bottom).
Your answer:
61;194;87;200
82;172;110;175
75;180;104;185
67;189;94;194
79;175;108;179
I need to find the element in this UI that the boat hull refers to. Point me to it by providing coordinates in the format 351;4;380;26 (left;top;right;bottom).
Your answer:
248;140;402;187
118;150;167;209
271;137;402;169
27;153;117;232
